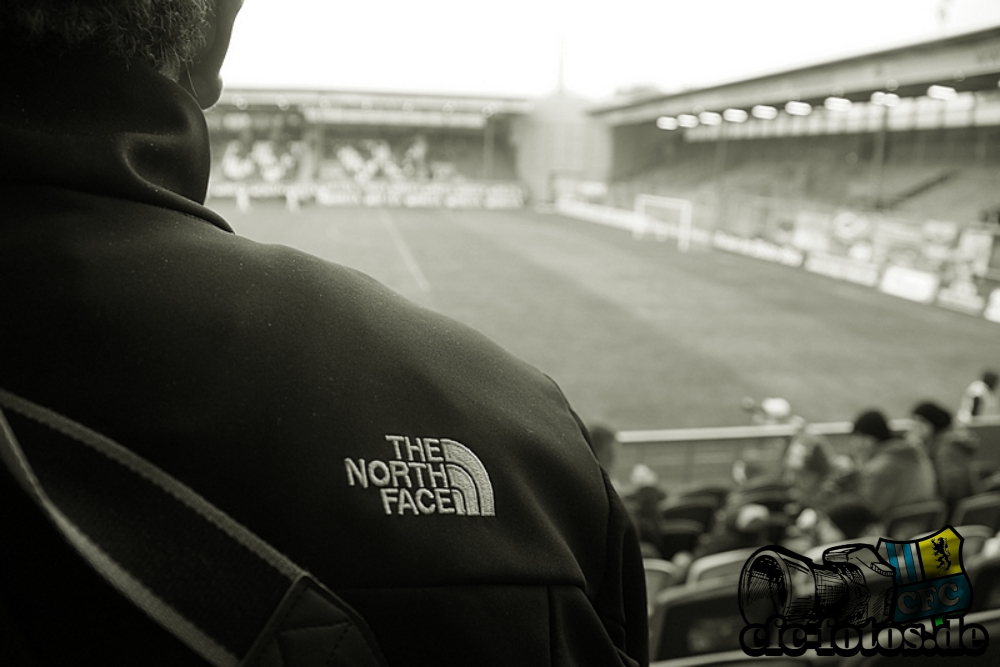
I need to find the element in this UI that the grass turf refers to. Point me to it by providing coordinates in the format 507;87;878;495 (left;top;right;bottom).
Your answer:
211;199;999;432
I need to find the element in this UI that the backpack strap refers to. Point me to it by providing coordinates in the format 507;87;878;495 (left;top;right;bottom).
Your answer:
0;388;386;667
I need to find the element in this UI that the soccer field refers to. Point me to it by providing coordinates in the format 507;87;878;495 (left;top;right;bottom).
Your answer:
211;199;999;431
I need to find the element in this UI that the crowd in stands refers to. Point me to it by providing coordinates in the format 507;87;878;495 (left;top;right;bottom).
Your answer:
218;139;307;184
321;135;457;184
212;131;518;188
595;368;1000;658
319;132;516;184
618;398;1000;567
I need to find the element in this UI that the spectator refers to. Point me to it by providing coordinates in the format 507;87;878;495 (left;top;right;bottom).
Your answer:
622;464;669;557
958;370;999;424
786;496;881;553
693;502;772;559
824;496;882;540
588;422;621;485
0;3;648;666
784;433;841;511
911;401;981;516
852;409;938;520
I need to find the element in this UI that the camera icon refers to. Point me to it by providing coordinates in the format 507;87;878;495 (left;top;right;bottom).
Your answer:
739;544;897;627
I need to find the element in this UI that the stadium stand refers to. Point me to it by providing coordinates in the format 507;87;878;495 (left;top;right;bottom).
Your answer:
578;26;1000;327
204;89;529;209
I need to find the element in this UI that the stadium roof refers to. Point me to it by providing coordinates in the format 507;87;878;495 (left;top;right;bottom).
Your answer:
588;24;1000;127
213;88;533;129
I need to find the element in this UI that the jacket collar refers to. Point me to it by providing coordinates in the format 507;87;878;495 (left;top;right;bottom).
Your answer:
0;42;232;232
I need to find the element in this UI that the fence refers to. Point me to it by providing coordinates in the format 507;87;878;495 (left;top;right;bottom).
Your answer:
615;415;1000;489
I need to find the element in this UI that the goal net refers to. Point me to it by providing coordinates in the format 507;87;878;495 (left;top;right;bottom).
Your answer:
633;194;695;251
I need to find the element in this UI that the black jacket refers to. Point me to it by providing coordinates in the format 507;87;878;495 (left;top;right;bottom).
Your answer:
0;46;648;666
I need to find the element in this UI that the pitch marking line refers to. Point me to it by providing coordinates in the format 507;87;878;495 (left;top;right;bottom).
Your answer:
378;209;431;292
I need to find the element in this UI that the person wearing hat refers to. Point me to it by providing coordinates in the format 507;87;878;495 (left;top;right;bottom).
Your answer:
958;370;999;424
851;409;938;521
911;401;980;516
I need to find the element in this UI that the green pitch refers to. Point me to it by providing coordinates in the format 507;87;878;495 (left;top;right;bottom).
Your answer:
212;200;998;431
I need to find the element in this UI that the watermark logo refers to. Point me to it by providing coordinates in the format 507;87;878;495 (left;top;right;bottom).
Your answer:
737;526;989;657
878;527;972;624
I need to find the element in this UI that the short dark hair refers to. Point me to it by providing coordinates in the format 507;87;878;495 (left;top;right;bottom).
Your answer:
587;423;618;470
1;0;212;77
912;401;952;434
984;371;999;391
852;409;892;442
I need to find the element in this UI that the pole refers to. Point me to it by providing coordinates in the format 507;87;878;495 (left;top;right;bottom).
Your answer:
713;121;729;231
483;117;495;180
869;104;888;208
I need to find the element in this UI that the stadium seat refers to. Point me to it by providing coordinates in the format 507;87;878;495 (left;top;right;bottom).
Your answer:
882;500;948;540
643;558;682;614
674;483;731;509
951;493;1000;533
661;499;719;531
649;577;744;662
979;471;1000;494
729;477;794;515
969;552;1000;612
658;519;706;561
737;475;790;495
734;489;795;515
684;547;757;586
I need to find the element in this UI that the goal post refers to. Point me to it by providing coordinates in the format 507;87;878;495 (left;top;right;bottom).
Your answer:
634;194;694;251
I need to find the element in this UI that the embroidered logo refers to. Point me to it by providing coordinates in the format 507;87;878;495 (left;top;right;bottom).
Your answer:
344;435;495;517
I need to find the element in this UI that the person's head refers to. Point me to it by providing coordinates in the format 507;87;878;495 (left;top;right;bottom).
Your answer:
587;423;619;474
910;401;952;440
732;503;770;535
784;435;831;496
852;410;891;442
851;409;892;460
984;371;999;392
629;463;660;491
1;0;242;108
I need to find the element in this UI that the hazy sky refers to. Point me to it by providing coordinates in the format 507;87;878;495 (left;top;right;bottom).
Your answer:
222;0;1000;99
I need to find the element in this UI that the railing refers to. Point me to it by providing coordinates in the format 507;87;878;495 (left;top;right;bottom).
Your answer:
615;416;1000;489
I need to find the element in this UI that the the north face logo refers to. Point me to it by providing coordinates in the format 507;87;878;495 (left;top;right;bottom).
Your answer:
344;435;495;517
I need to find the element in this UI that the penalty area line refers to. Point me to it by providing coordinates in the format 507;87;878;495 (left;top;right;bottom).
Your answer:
378;209;431;292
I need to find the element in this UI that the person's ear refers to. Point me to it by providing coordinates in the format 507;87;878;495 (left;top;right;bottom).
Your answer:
181;0;243;109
